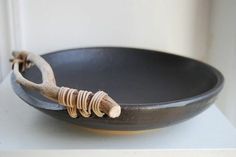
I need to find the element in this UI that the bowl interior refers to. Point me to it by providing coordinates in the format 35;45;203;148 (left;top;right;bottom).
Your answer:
22;48;218;106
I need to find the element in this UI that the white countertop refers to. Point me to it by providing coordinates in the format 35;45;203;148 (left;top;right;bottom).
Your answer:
0;74;236;150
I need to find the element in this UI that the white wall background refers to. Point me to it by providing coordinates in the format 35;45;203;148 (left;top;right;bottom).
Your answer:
0;0;235;126
207;0;236;126
15;0;210;59
0;0;11;80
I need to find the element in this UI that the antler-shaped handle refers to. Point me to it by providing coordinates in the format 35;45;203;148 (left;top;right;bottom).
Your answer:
11;51;121;118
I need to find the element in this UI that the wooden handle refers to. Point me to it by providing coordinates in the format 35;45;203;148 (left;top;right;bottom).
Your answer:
11;51;121;118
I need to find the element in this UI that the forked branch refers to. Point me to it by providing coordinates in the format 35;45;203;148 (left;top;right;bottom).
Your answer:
11;51;121;118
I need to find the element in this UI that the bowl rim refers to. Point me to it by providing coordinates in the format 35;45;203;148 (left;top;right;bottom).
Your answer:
11;46;224;110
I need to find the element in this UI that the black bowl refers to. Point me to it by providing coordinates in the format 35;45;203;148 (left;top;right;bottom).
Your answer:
11;47;224;131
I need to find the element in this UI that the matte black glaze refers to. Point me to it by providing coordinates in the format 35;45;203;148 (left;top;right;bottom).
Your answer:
11;47;224;131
